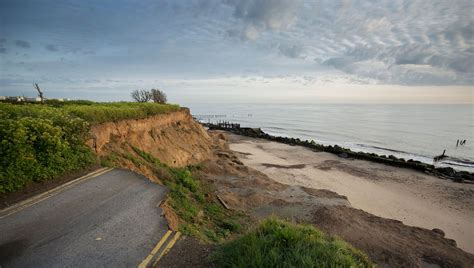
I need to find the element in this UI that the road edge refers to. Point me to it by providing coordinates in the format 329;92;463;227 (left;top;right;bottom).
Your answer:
0;167;113;219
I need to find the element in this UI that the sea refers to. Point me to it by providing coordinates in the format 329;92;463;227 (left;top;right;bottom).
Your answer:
186;103;474;173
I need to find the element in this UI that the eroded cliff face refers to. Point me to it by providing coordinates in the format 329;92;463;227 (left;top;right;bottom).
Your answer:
87;108;213;168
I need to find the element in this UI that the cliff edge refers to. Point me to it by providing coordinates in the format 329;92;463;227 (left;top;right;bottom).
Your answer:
88;108;213;168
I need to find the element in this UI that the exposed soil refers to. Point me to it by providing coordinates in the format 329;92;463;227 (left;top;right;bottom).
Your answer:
0;164;101;209
313;206;471;268
157;236;215;268
88;108;213;168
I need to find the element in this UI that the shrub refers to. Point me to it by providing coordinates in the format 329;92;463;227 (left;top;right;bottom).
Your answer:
131;89;152;102
0;104;95;193
150;88;167;104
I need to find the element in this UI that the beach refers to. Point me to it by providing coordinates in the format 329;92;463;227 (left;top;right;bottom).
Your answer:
228;134;474;254
189;103;474;172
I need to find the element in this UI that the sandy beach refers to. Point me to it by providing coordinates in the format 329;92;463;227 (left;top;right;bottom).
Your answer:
228;134;474;254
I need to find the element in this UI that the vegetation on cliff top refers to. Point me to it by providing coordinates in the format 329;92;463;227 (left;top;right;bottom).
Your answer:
62;101;179;123
0;101;180;193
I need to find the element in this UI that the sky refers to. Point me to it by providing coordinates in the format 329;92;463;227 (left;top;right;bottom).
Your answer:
0;0;473;103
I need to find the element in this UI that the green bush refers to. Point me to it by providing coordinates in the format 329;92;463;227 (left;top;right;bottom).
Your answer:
212;218;373;268
0;104;95;193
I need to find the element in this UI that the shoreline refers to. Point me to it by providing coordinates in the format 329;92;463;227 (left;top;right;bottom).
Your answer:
227;132;474;254
205;123;474;183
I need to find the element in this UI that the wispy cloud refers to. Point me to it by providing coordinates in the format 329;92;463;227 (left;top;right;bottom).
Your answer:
0;0;472;101
45;44;58;52
224;0;302;40
14;40;30;48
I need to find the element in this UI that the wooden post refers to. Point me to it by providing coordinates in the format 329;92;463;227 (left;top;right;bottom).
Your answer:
33;83;44;103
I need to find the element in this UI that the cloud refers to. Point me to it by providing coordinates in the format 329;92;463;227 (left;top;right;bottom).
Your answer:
279;44;304;59
1;0;472;88
14;40;31;48
312;0;474;85
225;0;302;40
45;44;58;52
0;47;6;54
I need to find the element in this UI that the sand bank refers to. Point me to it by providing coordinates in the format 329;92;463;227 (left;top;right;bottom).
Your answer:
229;134;474;254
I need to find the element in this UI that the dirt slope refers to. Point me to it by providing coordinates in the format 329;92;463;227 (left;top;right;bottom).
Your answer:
87;108;213;167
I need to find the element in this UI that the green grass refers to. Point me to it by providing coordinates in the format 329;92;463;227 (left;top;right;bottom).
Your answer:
62;102;180;124
212;218;373;268
1;101;180;124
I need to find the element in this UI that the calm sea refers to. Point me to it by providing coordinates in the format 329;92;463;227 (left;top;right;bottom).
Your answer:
187;103;474;172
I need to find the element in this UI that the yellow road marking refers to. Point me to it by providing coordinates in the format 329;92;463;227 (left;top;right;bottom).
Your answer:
138;230;172;268
0;167;113;219
153;232;181;267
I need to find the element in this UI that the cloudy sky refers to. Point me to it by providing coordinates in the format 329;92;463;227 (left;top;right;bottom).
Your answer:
0;0;473;103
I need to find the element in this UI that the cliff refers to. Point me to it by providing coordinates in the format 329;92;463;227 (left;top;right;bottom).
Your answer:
87;108;213;168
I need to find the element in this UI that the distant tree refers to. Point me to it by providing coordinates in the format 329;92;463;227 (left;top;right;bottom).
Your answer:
131;89;152;102
150;88;167;104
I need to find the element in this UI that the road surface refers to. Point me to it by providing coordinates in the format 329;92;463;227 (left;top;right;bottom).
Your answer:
0;168;169;267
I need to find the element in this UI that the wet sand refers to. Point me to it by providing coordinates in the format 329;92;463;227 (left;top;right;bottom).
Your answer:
229;134;474;254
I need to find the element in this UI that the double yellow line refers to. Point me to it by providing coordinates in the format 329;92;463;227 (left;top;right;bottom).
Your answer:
0;167;113;219
138;230;182;268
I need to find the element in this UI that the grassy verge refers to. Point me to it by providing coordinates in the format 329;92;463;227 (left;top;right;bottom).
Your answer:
212;218;373;268
102;146;248;243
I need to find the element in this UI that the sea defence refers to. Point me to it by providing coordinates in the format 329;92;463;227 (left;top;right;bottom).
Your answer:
205;122;474;183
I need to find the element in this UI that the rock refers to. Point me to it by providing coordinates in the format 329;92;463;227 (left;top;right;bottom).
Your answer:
217;152;231;158
436;167;456;177
446;239;457;247
338;153;348;159
216;133;227;141
432;228;445;237
456;171;474;181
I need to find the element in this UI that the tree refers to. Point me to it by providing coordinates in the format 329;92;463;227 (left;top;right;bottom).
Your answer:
150;88;167;104
131;89;152;102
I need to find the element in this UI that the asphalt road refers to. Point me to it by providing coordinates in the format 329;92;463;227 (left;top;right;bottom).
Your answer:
0;168;169;268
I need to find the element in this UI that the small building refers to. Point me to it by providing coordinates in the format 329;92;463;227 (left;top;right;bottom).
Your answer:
6;96;24;102
24;97;42;102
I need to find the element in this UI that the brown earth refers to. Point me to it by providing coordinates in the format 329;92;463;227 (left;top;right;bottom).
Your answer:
158;236;215;268
313;206;472;268
87;108;213;168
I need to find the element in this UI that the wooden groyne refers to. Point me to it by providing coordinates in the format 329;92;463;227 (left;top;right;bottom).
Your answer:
203;121;474;183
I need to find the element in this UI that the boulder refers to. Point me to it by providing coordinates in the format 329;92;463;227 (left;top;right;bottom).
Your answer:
436;167;456;177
